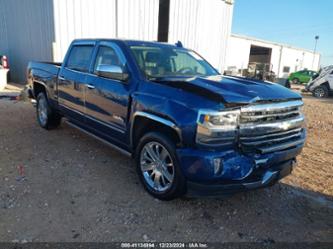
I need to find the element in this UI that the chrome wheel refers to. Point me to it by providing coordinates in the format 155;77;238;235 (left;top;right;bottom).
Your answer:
37;97;48;126
140;141;175;192
314;87;325;98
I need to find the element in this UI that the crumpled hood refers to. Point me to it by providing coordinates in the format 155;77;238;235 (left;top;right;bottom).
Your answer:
176;75;302;104
154;75;302;104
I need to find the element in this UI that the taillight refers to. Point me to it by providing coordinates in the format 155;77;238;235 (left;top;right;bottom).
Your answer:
1;56;9;69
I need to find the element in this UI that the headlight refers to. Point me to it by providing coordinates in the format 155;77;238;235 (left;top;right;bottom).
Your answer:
196;109;240;146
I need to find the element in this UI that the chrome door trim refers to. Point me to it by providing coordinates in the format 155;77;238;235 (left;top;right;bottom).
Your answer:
60;104;125;134
85;114;126;134
59;104;85;116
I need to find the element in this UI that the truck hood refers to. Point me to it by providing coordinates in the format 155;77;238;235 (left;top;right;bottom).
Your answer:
154;75;301;104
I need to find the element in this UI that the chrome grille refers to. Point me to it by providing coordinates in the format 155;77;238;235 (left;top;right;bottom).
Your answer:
239;100;305;153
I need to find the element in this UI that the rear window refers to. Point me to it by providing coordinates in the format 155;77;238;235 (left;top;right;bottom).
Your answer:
66;45;94;72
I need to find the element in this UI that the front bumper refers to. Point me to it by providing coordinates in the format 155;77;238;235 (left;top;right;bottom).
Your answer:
186;159;296;197
176;135;304;196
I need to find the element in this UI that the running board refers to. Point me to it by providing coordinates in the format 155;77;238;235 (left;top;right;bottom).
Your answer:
65;120;132;158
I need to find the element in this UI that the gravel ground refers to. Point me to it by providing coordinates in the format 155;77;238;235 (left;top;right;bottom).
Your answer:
0;89;332;243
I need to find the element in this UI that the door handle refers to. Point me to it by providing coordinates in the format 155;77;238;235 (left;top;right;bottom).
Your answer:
86;84;95;89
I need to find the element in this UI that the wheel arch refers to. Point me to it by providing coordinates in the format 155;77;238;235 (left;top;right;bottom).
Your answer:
131;112;182;152
33;80;48;99
321;81;331;90
312;82;330;98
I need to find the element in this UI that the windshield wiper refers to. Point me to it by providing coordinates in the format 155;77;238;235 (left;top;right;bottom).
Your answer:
146;75;173;82
146;75;161;81
146;75;196;82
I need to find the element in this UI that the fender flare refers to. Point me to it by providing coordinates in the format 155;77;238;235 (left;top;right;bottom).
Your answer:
32;79;49;99
130;111;182;149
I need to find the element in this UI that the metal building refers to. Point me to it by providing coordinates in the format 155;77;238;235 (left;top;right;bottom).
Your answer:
225;34;321;78
0;0;234;82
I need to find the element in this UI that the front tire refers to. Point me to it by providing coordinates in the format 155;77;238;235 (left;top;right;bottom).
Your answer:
292;78;300;84
36;92;62;129
312;85;329;98
135;132;186;200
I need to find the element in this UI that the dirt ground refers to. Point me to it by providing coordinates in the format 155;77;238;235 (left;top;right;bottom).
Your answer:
0;86;332;243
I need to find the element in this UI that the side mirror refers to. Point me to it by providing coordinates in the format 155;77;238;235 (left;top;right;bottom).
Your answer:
96;64;129;81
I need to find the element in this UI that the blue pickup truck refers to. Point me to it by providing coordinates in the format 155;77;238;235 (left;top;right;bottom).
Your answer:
27;39;306;200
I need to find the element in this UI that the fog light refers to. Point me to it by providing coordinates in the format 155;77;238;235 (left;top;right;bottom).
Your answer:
213;158;223;175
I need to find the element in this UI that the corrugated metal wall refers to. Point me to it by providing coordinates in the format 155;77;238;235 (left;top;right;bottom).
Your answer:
0;0;55;82
168;0;233;72
53;0;159;61
117;0;159;41
0;2;9;56
0;0;233;82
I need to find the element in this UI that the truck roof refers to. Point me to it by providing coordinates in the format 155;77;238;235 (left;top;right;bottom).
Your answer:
71;38;181;49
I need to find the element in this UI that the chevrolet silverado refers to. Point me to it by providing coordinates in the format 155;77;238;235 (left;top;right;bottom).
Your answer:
27;39;306;200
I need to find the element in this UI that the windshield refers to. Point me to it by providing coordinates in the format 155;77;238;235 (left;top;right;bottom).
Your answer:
129;45;219;79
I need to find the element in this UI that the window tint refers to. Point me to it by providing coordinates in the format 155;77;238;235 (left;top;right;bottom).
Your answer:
94;46;122;73
66;45;94;72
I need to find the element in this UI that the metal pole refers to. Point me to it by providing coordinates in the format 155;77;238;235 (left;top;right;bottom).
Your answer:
115;0;118;38
312;35;319;69
277;45;283;78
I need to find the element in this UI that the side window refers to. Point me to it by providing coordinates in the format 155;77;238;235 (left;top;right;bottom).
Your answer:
66;45;94;72
94;46;122;73
283;66;290;73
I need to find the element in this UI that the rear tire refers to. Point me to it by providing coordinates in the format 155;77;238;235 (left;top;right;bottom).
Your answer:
36;92;62;129
312;85;329;98
135;132;186;200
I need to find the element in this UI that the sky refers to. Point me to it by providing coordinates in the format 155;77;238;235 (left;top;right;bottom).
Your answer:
232;0;333;66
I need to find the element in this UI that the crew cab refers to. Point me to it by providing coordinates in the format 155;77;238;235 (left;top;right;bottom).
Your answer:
27;39;306;200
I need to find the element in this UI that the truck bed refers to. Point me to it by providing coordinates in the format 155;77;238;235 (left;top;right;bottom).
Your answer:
27;61;63;101
28;61;62;77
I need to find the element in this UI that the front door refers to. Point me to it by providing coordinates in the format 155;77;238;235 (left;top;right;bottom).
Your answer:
85;42;131;147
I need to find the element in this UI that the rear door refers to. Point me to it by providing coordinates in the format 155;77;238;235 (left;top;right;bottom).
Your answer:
84;41;132;146
58;42;95;122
